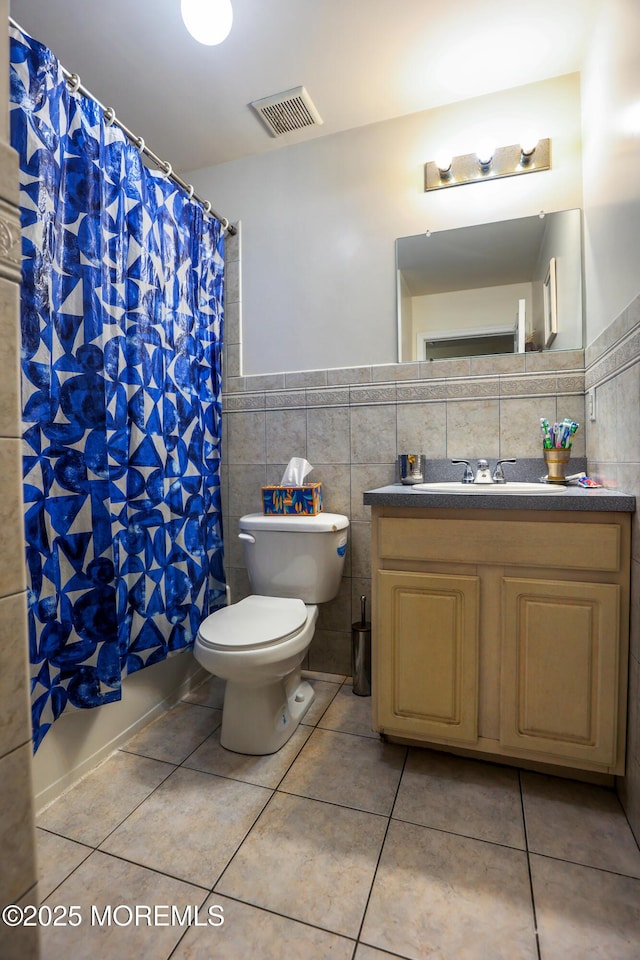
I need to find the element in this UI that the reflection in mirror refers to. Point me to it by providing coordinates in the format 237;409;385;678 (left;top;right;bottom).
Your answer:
397;210;583;362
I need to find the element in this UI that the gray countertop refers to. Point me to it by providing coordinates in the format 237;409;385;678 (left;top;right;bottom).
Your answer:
363;483;636;512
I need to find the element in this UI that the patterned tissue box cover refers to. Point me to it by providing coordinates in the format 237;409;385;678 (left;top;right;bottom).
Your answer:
261;482;323;516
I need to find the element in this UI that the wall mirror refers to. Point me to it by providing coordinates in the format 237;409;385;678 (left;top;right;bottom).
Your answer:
397;209;583;362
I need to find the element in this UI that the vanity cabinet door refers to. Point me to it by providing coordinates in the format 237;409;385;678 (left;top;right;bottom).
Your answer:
377;570;480;744
500;577;620;766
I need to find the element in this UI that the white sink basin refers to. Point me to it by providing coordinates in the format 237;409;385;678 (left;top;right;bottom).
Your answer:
412;481;565;494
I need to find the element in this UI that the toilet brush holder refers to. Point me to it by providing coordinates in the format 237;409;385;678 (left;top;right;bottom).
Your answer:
543;447;571;484
351;595;371;697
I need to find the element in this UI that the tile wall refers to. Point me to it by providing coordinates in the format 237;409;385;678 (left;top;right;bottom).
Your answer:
0;133;40;956
585;293;640;841
221;229;586;674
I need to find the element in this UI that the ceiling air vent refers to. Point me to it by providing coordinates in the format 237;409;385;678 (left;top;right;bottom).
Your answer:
250;85;323;138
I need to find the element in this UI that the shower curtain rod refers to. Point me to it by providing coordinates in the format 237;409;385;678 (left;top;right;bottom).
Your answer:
8;16;236;236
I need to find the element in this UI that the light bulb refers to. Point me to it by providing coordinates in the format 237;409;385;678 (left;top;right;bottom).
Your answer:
181;0;233;45
476;142;494;169
434;154;453;180
520;132;540;164
435;154;452;172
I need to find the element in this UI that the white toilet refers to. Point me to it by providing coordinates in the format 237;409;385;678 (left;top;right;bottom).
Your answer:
194;511;349;755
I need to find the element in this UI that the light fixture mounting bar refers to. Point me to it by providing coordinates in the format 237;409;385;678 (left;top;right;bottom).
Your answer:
424;138;551;191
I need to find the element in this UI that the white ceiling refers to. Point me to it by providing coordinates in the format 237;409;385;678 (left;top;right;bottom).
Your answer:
9;0;598;175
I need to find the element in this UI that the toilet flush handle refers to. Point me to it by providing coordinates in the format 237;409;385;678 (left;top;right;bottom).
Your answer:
238;532;256;544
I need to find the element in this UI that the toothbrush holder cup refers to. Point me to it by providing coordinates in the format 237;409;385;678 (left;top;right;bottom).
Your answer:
543;447;571;484
398;453;426;485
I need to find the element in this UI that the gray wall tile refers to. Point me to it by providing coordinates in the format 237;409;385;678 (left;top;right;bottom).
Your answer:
307;407;350;464
266;409;307;463
446;399;500;459
350;406;397;464
397;402;446;459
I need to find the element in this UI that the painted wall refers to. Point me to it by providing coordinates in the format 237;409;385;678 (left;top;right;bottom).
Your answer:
411;282;533;355
533;208;583;351
580;0;640;840
582;0;640;343
190;74;582;375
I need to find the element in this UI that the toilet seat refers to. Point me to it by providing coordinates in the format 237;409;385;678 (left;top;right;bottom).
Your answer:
198;595;308;652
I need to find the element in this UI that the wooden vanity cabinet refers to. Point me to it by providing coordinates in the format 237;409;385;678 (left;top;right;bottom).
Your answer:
371;506;630;776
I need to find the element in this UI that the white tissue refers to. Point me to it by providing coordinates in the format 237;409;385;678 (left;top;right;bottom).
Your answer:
281;457;313;485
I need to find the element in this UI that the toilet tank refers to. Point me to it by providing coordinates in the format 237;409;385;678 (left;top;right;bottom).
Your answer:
238;513;349;603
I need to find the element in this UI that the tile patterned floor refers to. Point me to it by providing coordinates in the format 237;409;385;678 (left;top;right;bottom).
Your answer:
32;672;640;960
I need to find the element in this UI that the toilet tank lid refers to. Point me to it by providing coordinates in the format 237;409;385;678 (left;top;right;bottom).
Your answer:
239;512;349;533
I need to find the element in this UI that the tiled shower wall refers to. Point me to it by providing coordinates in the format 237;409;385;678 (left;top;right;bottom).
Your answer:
0;62;40;960
221;229;585;673
586;293;640;841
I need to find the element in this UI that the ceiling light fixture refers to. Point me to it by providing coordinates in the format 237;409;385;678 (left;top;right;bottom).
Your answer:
181;0;233;46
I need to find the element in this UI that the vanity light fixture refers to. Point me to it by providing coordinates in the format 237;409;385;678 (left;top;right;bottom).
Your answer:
424;138;551;191
181;0;233;45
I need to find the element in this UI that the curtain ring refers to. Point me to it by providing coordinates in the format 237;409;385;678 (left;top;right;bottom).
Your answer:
163;161;173;179
136;137;145;155
221;217;229;232
68;73;81;93
104;107;116;126
186;184;195;199
203;200;212;215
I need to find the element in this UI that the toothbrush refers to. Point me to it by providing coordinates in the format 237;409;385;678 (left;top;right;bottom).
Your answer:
567;421;579;449
562;420;579;449
540;418;553;449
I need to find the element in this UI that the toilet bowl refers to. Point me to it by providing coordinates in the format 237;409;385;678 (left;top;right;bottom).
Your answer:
194;511;349;755
196;595;318;754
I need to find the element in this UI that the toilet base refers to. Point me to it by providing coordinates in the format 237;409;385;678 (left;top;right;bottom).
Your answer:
220;670;315;755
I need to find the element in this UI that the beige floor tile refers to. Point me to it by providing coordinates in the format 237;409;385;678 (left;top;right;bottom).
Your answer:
355;946;411;960
300;678;342;725
361;819;537;960
182;675;226;709
531;854;640;960
184;723;311;788
100;767;271;888
123;702;222;764
522;772;640;877
393;748;525;849
36;751;175;847
173;893;355;959
280;728;406;815
2;886;39;960
318;684;376;738
36;828;92;902
40;850;207;960
216;792;387;938
302;669;347;683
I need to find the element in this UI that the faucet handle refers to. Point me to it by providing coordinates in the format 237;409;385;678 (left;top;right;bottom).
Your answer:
451;459;475;484
492;458;517;483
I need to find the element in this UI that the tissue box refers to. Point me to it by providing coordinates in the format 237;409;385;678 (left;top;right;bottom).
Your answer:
262;482;323;516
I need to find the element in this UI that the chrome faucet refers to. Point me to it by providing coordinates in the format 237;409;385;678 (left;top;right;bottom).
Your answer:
451;458;517;484
474;459;493;484
492;458;517;484
451;459;475;483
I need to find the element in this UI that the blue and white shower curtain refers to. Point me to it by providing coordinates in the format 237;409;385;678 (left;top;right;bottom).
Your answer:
10;26;226;751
